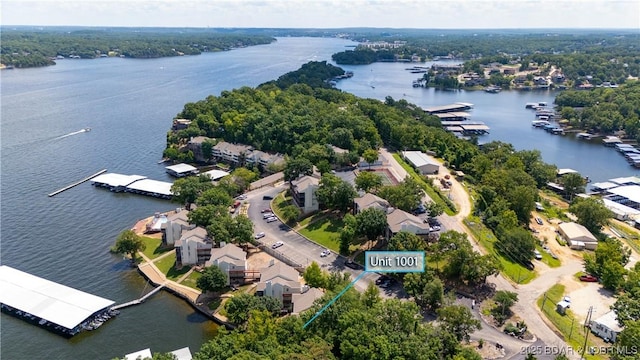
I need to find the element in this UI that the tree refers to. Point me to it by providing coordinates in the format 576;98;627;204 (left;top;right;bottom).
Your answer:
587;238;630;291
421;278;445;312
425;201;444;218
230;167;259;192
362;282;381;307
171;175;214;210
437;305;481;342
377;177;422;212
388;231;426;251
354;171;383;193
112;229;146;264
561;172;586;200
231;215;254;245
197;265;228;293
316;174;357;212
569;197;613;235
224;294;282;325
362;148;379;169
614;320;640;359
491;291;518;325
196;187;233;207
189;205;228;228
284;157;313;182
303;262;327;288
355;208;388;242
495;227;536;266
281;205;301;223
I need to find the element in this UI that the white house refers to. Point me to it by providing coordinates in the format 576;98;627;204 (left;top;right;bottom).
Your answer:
402;151;440;175
205;244;247;285
590;311;623;342
161;209;194;246
175;227;211;266
557;222;598;250
256;261;301;310
290;175;320;214
386;208;432;239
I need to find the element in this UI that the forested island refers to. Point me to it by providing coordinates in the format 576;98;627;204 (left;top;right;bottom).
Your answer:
0;27;275;68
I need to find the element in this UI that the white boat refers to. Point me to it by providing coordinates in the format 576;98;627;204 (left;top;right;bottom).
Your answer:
83;127;91;132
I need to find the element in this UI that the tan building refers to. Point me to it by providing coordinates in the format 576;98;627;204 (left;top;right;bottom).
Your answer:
386;209;432;239
290;175;320;214
353;193;389;214
557;222;598;250
175;227;211;265
256;261;302;310
161;209;194;246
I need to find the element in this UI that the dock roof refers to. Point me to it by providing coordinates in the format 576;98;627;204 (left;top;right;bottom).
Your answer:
0;265;114;330
126;179;173;196
91;173;147;187
423;103;473;114
166;163;198;174
203;169;230;181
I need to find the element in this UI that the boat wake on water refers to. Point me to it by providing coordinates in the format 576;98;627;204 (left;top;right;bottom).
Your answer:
55;128;91;139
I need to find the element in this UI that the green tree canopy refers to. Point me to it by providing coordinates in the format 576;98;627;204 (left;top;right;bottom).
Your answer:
569;197;613;235
354;171;383;193
303;262;327;288
355;208;388;242
112;229;146;264
197;265;228;293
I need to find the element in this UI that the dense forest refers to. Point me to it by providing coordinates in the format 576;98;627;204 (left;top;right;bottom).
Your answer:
0;27;274;68
555;82;640;139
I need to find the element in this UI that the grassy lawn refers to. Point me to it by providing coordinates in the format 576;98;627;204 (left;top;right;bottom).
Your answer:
271;191;296;223
465;216;536;284
180;270;202;290
154;251;177;275
392;153;456;216
140;236;172;260
537;284;603;360
609;222;640;255
208;298;222;311
537;244;561;268
299;216;343;252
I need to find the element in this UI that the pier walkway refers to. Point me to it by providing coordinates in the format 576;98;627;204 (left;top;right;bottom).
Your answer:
111;283;166;310
48;169;107;197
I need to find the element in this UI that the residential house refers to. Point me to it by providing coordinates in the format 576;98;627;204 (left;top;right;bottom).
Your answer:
353;193;389;215
514;75;528;85
205;243;247;285
557;222;598;250
245;150;285;169
533;76;549;87
589;311;623;342
161;209;194;246
171;118;192;131
290;175;320;213
175;227;212;266
212;141;253;165
502;68;516;75
386;208;432;240
186;136;214;163
291;287;324;315
256;261;302;311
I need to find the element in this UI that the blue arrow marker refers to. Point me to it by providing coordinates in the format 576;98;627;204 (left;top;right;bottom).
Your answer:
303;271;366;329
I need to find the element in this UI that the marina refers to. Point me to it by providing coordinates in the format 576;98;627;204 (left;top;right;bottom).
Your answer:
0;265;116;337
423;102;474;114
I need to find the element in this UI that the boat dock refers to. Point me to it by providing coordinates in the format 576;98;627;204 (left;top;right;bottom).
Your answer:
48;169;107;197
91;173;173;199
111;283;166;310
423;102;473;114
0;265;115;337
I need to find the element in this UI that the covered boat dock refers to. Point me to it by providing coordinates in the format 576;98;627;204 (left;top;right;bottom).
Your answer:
423;102;473;114
91;173;173;199
91;173;147;192
0;265;115;337
166;163;199;178
433;112;471;121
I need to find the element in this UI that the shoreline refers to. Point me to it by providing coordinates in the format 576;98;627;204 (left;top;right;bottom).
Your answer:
130;216;235;330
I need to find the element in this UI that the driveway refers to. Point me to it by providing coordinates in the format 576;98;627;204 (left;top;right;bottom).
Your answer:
243;184;385;294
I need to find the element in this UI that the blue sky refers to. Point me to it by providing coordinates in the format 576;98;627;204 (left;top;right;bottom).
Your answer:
2;0;639;29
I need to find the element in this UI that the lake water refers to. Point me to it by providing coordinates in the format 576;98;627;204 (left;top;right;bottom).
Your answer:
1;36;637;360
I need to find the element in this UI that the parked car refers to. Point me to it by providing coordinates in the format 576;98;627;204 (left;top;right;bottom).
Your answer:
580;275;598;282
271;241;284;249
426;217;441;226
535;217;544;225
266;216;278;223
263;213;274;219
254;232;265;239
263;195;273;200
534;250;542;260
413;204;427;215
429;225;441;232
237;194;247;200
344;260;363;270
320;249;331;257
261;208;272;213
375;275;390;285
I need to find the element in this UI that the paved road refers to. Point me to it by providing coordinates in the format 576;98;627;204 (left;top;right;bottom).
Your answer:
243;184;393;294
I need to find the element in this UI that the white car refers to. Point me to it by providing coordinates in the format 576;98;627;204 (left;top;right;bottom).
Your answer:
320;249;331;257
266;216;278;223
254;232;265;239
237;194;247;200
271;241;284;249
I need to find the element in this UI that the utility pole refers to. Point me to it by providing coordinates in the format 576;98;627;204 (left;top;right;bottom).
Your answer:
581;306;593;359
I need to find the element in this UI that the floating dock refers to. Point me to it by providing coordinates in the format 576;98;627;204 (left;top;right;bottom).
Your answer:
0;265;115;337
48;169;107;197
